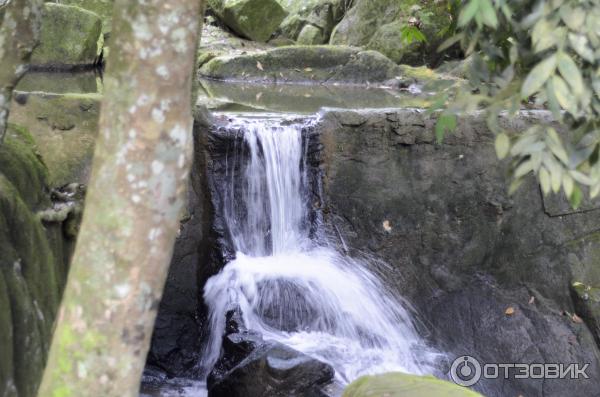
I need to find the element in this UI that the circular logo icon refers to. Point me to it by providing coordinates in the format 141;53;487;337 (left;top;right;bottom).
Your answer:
450;355;482;387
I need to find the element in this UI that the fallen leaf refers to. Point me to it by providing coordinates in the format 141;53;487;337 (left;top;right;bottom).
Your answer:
256;61;264;71
505;307;515;315
256;92;263;101
304;67;313;72
279;72;284;78
382;220;392;232
572;314;583;324
528;296;535;305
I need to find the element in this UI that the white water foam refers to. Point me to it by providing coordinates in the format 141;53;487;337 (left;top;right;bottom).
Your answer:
200;117;439;386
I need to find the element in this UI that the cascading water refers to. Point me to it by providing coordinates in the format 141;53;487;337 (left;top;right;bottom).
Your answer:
201;116;439;387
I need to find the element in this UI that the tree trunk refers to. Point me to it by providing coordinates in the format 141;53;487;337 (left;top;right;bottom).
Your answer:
0;0;43;143
36;1;205;396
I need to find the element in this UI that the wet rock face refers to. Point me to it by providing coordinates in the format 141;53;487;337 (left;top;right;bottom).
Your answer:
30;3;103;69
207;309;335;397
319;109;600;397
146;113;221;376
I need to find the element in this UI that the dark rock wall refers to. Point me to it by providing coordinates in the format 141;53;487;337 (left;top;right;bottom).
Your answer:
318;109;600;397
147;113;221;376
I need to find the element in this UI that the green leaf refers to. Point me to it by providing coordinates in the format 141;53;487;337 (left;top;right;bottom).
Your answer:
508;178;524;195
435;114;457;143
557;52;584;97
521;54;557;98
495;133;510;159
458;0;479;27
479;0;498;28
560;5;586;31
552;75;578;115
591;183;600;199
563;173;574;197
515;160;533;179
570;170;594;186
570;185;583;209
568;33;594;62
539;167;551;195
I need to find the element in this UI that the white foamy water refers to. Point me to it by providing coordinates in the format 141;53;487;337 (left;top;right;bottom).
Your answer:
201;117;439;386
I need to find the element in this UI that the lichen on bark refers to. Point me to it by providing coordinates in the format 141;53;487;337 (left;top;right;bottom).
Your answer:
36;1;205;396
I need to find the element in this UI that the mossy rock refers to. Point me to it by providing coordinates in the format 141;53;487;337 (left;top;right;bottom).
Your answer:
52;0;114;35
31;3;103;69
208;0;288;42
8;92;101;187
330;0;454;66
0;125;48;209
0;126;64;397
276;0;345;42
199;45;406;85
343;373;483;397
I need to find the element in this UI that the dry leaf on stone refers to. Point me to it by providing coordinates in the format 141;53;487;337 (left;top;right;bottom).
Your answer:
256;61;264;71
505;306;515;315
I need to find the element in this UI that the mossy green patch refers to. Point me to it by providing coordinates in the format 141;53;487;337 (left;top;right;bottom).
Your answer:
208;0;288;42
31;3;103;68
0;125;72;397
343;372;483;397
0;124;48;209
54;0;114;35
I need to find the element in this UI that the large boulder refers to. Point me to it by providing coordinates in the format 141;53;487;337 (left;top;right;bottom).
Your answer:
199;45;408;85
207;0;288;42
8;92;101;187
207;309;335;397
319;108;600;397
344;372;483;397
275;0;346;44
330;0;454;66
51;0;114;35
30;3;103;69
0;125;74;397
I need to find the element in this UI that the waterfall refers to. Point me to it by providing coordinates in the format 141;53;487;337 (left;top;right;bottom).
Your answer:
201;116;439;385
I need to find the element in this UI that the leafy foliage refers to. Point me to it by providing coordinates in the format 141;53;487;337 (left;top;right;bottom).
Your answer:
400;25;427;45
433;0;600;208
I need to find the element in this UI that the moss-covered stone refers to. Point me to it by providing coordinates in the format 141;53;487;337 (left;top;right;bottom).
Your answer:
296;24;324;45
276;0;344;43
208;0;288;42
199;45;406;85
53;0;114;35
330;0;454;66
8;92;101;187
0;124;48;209
30;3;103;69
572;282;600;345
0;125;67;397
343;372;483;397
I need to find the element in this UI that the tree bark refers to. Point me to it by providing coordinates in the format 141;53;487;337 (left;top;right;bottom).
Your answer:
0;0;43;143
36;1;205;396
